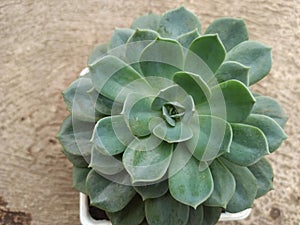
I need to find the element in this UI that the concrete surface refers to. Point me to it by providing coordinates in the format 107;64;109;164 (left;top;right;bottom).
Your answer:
0;0;299;224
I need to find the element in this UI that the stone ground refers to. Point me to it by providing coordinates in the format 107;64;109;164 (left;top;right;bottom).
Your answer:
0;0;299;224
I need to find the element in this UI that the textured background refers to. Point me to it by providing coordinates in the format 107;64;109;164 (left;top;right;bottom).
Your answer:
0;0;299;224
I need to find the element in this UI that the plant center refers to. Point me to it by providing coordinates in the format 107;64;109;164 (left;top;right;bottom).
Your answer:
162;103;185;127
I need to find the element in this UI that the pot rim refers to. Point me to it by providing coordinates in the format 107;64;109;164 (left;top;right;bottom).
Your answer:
79;193;251;225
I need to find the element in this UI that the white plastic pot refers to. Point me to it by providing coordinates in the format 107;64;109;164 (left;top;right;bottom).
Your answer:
80;193;251;225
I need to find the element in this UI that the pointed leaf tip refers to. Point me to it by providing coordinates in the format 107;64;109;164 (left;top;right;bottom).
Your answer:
223;123;269;167
206;17;248;51
158;7;201;38
169;147;214;208
188;34;226;73
226;41;272;85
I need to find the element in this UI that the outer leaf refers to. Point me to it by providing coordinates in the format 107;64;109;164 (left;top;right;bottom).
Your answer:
158;6;201;38
187;205;204;225
184;53;215;83
244;114;287;152
226;41;272;85
89;55;150;103
153;121;193;143
202;206;222;225
134;180;168;200
223;123;269;166
63;77;102;122
57;116;94;167
106;195;145;225
173;71;211;105
248;157;274;198
88;88;123;115
123;140;173;183
122;95;160;137
140;37;184;79
126;29;159;72
221;158;258;213
188;34;226;73
204;159;235;208
176;29;200;49
92;115;134;155
86;170;136;212
251;95;288;128
131;13;161;31
145;192;189;225
108;28;134;50
72;166;90;194
185;115;232;161
90;147;124;175
88;44;107;65
169;146;213;208
205;18;248;51
199;80;256;122
214;61;249;86
61;149;88;168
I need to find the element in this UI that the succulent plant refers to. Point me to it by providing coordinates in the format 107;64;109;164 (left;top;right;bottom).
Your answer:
58;7;288;225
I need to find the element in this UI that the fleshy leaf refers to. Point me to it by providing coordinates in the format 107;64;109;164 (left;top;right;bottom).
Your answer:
185;115;232;161
89;55;150;103
122;95;160;137
204;159;235;208
108;28;134;50
106;195;145;225
202;206;222;225
90;147;124;175
151;85;187;110
188;34;226;73
88;44;107;65
162;106;176;127
131;13;161;31
176;29;200;49
126;29;159;72
153;121;193;143
205;18;248;51
61;149;88;168
199;80;256;122
92;115;134;155
140;37;184;79
214;61;249;86
145;192;189;225
244;114;287;152
251;95;288;128
169;146;213;208
86;170;136;212
57;116;94;167
158;7;201;38
123;139;173;183
184;53;215;83
173;71;211;105
72;166;91;194
226;41;272;85
223;123;269;166
221;158;257;213
187;205;204;225
88;88;123;115
134;180;168;200
248;157;274;198
63;77;102;122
